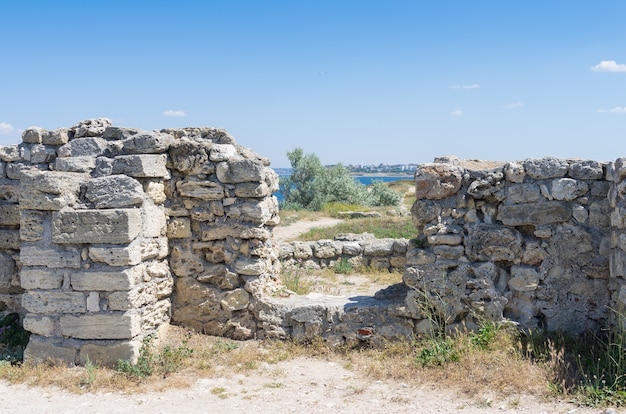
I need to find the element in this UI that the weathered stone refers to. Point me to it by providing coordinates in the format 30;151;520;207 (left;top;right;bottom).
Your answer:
167;218;192;239
197;265;240;289
19;170;86;210
221;288;250;311
168;138;212;175
19;210;45;242
200;223;271;241
29;144;57;164
71;118;112;137
465;224;522;262
88;241;143;266
569;160;604;180
427;234;462;245
0;204;19;226
234;182;272;198
209;144;238;162
503;162;525;183
22;291;86;313
60;313;140;340
52;209;142;244
506;183;541;204
71;267;142;291
112;154;169;178
589;201;610;227
86;175;144;208
24;336;77;365
144;180;166;204
234;257;268;275
0;145;21;162
44;128;70;145
58;137;109;157
496;202;572;226
22;315;54;337
227;199;277;224
102;126;142;140
509;266;540;292
0;252;16;292
414;163;463;200
363;239;396;256
54;156;96;173
312;240;341;259
80;339;141;366
170;242;204;277
550;178;588;201
20;245;81;268
523;157;569;179
176;180;224;199
20;267;65;290
216;159;265;184
22;127;46;143
121;131;174;154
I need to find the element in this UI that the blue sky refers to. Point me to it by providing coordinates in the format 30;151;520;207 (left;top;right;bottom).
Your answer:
1;1;625;168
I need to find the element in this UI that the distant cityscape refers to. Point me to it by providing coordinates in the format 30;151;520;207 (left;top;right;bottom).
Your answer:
274;163;418;176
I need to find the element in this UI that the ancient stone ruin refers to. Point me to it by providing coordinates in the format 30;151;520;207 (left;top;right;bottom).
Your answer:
1;118;626;365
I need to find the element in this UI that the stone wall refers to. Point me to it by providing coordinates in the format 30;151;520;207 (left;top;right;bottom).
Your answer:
405;156;616;333
0;119;279;364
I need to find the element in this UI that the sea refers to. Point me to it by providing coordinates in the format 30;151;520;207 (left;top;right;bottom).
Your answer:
274;175;411;202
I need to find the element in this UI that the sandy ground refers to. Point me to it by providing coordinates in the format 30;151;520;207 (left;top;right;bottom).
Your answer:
0;218;619;413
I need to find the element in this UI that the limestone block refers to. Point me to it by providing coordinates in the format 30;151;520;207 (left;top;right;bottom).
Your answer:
506;183;541;204
87;292;100;312
197;265;240;289
168;140;213;175
22;127;46;143
221;288;250;311
234;182;272;198
71;266;142;291
0;252;16;292
414;163;463;200
363;239;396;256
503;161;525;183
342;241;362;256
23;336;77;365
0;145;21;162
170;243;204;277
312;240;341;259
60;313;140;339
19;170;85;210
167;217;192;239
410;199;440;229
496;202;572;226
200;223;271;241
22;291;86;313
112;154;169;178
569;160;604;180
85;175;145;209
0;204;19;226
94;157;114;176
54;156;95;173
227;198;276;224
216;159;265;184
550;178;588;201
80;339;141;366
20;245;81;268
508;266;539;292
427;234;462;245
176;180;224;199
20;267;65;290
88;241;142;266
22;315;54;337
29;144;57;164
71;118;112;138
209;143;238;162
589;201;610;227
572;205;588;224
234;257;268;275
144;180;166;204
0;229;19;249
121;131;174;154
292;241;313;259
44;128;70;145
19;210;45;242
52;209;142;244
432;245;465;259
523;157;569;179
102;126;142;140
57;137;109;157
142;202;166;238
465;224;522;262
6;161;44;180
139;237;169;260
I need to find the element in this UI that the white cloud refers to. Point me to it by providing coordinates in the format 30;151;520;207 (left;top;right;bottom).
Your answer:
591;60;626;72
450;84;480;89
503;102;524;109
598;107;626;113
451;109;463;116
0;122;14;135
163;110;186;117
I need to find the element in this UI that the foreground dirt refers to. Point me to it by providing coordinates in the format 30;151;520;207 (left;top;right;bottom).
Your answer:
0;219;619;413
0;356;612;414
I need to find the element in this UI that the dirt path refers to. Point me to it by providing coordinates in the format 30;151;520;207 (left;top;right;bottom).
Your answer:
272;217;344;242
0;357;608;414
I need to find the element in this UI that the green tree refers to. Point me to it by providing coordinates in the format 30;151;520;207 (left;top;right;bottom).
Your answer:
280;148;401;210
